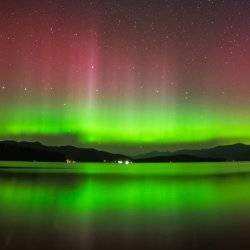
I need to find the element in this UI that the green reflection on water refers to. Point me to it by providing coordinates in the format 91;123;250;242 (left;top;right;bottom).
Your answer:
2;162;250;249
1;162;250;222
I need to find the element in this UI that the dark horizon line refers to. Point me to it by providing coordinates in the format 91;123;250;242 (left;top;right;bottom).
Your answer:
0;139;248;156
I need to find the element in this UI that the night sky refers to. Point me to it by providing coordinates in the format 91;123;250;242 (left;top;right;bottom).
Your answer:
1;0;250;154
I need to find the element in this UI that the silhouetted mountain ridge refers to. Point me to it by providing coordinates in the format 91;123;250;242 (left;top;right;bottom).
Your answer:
133;143;250;161
0;141;129;162
0;141;250;162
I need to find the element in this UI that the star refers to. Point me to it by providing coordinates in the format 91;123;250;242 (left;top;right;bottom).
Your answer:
184;90;191;100
155;89;160;94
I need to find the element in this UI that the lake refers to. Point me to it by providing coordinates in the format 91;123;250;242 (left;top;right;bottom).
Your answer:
1;162;250;250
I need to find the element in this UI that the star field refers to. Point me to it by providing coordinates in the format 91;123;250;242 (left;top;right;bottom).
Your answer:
0;0;250;153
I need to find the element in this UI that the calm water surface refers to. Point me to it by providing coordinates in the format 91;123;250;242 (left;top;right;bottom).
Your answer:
1;162;250;250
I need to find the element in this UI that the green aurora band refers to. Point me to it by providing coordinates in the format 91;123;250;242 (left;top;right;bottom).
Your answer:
1;101;250;145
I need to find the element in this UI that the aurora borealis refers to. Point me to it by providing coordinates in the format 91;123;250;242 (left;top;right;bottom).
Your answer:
1;0;250;153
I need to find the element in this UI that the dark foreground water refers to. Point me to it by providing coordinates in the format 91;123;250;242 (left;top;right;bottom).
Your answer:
1;162;250;250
